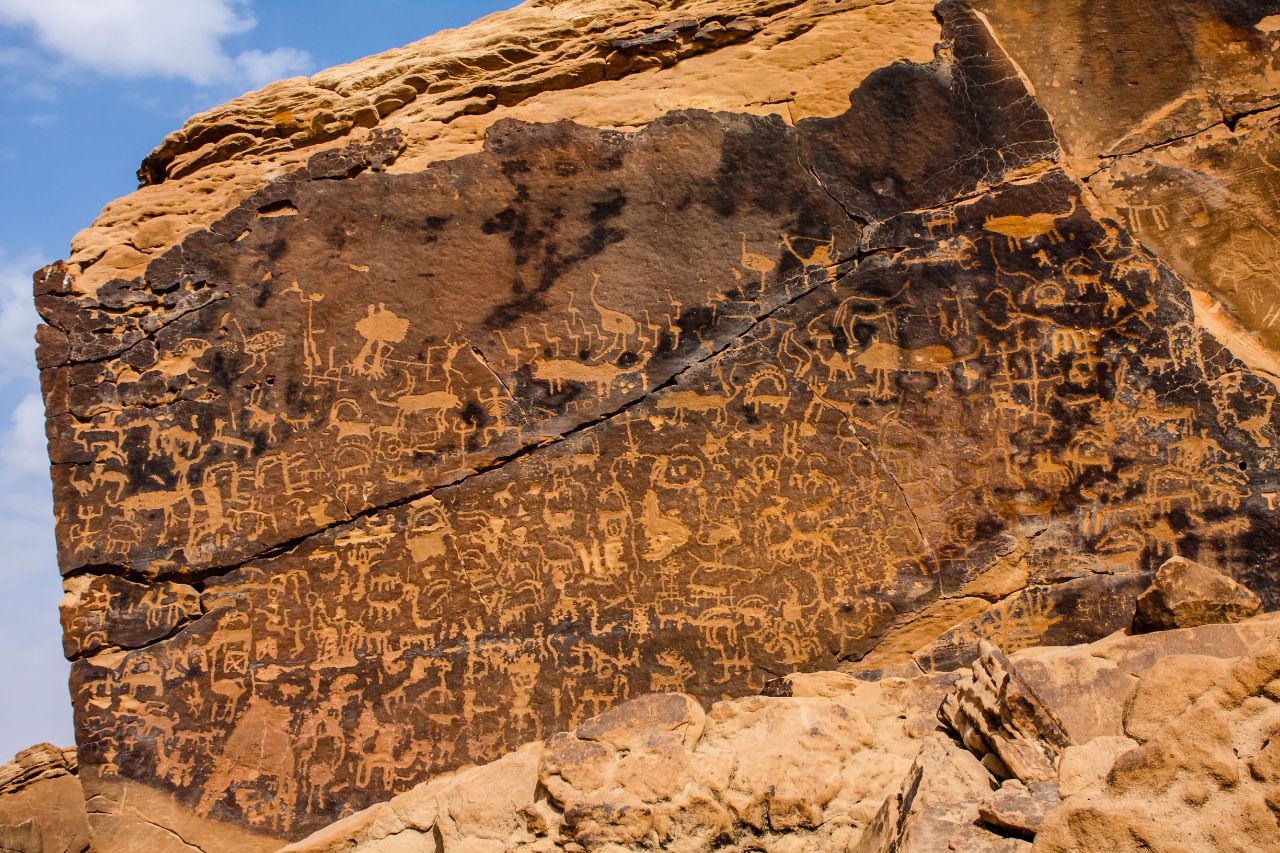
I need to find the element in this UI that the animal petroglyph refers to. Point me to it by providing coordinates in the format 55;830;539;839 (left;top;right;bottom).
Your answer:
983;199;1078;250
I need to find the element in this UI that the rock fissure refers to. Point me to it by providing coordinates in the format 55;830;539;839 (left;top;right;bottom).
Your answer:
62;250;866;595
1083;100;1280;182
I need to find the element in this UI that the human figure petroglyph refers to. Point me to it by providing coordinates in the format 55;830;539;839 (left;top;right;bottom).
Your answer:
351;303;410;379
506;652;542;734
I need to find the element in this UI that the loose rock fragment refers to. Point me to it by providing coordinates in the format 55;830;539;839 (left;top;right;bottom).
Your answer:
1133;556;1263;634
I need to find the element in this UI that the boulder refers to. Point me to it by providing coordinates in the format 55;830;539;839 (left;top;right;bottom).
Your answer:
1010;612;1280;742
978;779;1060;839
1133;556;1262;633
855;734;1024;853
1035;637;1280;852
939;642;1071;783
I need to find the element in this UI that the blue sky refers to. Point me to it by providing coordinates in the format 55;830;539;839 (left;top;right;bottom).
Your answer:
0;0;513;761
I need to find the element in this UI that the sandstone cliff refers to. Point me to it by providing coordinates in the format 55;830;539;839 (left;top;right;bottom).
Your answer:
33;0;1280;850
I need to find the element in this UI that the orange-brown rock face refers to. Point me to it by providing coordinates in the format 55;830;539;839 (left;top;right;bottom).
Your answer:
36;0;1280;849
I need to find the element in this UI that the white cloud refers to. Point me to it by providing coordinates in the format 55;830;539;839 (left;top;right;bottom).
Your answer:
0;391;57;592
0;251;54;584
0;0;312;87
0;251;67;756
0;392;51;481
0;390;66;757
0;252;41;384
234;46;314;88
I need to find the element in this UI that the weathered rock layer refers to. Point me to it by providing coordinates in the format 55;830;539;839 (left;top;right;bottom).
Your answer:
35;0;1280;849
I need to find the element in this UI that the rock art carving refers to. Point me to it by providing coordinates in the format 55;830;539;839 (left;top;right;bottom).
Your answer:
32;0;1280;848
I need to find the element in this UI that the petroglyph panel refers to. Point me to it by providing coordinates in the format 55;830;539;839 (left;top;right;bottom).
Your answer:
41;113;857;578
66;168;1280;839
1091;110;1280;371
967;0;1280;372
39;1;1280;846
968;0;1280;161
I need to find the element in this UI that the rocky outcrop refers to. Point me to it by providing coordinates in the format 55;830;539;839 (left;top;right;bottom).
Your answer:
35;0;1280;849
66;0;946;297
280;610;1280;851
1036;635;1280;852
279;672;953;853
0;744;89;853
939;642;1070;783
